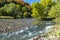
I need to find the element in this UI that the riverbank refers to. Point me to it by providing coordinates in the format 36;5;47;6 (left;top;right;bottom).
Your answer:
30;25;60;40
30;18;60;40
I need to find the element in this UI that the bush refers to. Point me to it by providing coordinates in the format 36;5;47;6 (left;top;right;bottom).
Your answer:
22;7;28;12
0;3;22;18
23;12;29;18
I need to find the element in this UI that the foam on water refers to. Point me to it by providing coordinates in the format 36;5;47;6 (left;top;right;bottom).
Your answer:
25;27;29;30
28;32;32;36
45;26;53;30
20;29;24;33
0;21;55;40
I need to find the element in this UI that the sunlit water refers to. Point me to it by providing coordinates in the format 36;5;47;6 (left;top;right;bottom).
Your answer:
0;19;55;40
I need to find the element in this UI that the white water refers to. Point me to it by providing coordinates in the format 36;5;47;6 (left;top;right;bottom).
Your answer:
0;21;55;40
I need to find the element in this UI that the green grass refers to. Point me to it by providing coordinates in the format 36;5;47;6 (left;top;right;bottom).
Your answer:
0;16;14;19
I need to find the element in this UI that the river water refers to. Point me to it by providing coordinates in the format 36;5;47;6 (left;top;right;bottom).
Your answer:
0;19;55;40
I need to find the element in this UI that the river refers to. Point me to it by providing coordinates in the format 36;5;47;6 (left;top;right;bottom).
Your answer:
0;19;55;40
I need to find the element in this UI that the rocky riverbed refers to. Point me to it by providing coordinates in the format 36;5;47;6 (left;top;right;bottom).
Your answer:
0;19;55;40
0;19;34;33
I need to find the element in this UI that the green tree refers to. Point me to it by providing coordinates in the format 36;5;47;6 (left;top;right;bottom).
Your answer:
54;0;60;25
31;0;56;20
40;0;55;7
48;6;57;18
31;2;45;20
48;0;60;18
23;12;29;18
22;6;28;12
20;12;23;18
40;0;56;17
1;3;16;16
0;3;21;18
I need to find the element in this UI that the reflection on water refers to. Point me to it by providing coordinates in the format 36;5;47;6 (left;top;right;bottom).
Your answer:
0;19;55;40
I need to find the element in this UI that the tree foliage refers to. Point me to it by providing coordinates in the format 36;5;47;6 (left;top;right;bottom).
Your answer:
48;0;60;18
0;3;16;15
31;0;56;20
0;0;32;19
22;6;28;12
31;2;47;20
40;0;55;7
0;0;59;19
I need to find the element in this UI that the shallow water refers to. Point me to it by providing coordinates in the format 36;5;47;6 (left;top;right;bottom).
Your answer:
0;19;55;40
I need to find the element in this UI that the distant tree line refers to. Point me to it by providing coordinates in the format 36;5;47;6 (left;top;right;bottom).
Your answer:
0;0;32;18
0;0;59;20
